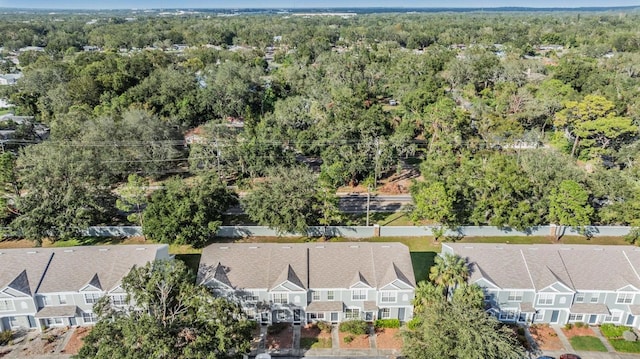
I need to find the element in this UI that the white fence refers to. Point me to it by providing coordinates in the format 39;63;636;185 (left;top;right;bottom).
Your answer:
83;225;632;238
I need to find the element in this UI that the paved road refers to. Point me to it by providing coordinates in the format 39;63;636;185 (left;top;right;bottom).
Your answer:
226;194;413;215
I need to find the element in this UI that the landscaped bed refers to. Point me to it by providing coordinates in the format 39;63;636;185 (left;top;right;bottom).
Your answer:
339;320;371;349
561;324;606;352
529;324;564;351
62;327;92;355
600;324;640;353
300;323;332;350
265;323;293;350
375;328;403;349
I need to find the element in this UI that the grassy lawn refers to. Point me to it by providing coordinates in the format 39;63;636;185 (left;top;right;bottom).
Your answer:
300;337;332;349
345;212;415;226
569;336;607;352
175;253;202;275
609;339;640;353
600;324;633;338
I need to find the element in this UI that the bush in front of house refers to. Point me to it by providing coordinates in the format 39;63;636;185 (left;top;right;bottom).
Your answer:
267;322;289;335
316;321;332;333
343;334;355;343
0;330;12;346
339;320;369;335
375;318;400;329
601;324;633;339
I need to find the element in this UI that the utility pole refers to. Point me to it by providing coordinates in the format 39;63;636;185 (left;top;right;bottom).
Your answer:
366;188;371;227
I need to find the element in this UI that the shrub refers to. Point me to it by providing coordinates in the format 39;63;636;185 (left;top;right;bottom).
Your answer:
375;318;400;329
343;334;355;344
601;324;633;339
339;320;369;335
575;322;587;328
0;330;12;346
267;322;289;335
565;323;573;330
517;327;525;336
317;321;332;333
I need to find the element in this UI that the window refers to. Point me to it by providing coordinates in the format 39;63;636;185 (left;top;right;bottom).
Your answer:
110;295;127;306
313;291;320;301
508;291;523;301
604;311;622;323
84;293;102;304
537;293;554;305
575;293;585;303
535;311;543;321
245;308;256;320
327;291;335;301
569;314;584;322
0;299;14;312
345;308;360;319
272;293;288;304
45;318;64;326
616;293;634;304
82;312;97;324
309;312;325;320
8;316;17;328
380;308;390;319
518;313;527;322
381;291;397;303
590;294;600;303
499;310;517;321
57;295;67;305
243;291;259;302
351;289;366;301
41;296;50;306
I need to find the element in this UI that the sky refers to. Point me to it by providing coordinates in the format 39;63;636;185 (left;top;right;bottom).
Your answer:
0;0;639;9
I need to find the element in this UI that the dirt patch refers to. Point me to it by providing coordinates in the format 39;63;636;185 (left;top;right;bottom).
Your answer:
301;324;331;340
250;324;262;351
338;332;370;349
375;327;403;349
62;327;91;355
266;323;293;350
529;324;565;351
14;328;68;357
562;325;595;339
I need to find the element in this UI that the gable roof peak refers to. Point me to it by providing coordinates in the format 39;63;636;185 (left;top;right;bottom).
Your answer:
351;271;371;287
213;262;233;288
272;264;305;290
86;273;102;291
7;270;31;295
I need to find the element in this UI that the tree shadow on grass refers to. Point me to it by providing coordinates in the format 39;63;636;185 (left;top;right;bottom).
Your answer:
411;251;437;283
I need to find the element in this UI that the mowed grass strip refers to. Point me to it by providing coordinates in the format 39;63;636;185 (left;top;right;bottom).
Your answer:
569;336;607;352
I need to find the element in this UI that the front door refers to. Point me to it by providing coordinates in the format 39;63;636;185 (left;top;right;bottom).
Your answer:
330;312;338;323
627;314;635;326
550;310;560;324
293;309;301;323
589;314;598;324
398;308;406;321
365;311;373;321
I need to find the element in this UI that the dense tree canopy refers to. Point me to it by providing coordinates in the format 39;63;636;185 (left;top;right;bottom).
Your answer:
77;260;254;359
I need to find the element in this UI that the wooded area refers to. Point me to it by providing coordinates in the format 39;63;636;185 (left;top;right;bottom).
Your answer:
0;10;639;243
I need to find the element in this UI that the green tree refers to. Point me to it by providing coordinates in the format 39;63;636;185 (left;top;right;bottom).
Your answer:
549;180;594;240
429;253;470;298
13;142;115;244
410;181;456;238
115;174;148;227
241;166;327;235
142;174;236;247
77;260;254;359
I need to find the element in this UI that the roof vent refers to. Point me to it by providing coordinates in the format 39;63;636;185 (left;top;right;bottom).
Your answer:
219;246;229;249
135;247;146;251
349;245;359;248
464;246;474;249
381;245;390;248
64;249;74;253
27;251;37;254
527;248;538;250
560;247;572;250
99;248;109;252
249;246;258;249
282;246;291;249
315;245;325;248
593;248;604;251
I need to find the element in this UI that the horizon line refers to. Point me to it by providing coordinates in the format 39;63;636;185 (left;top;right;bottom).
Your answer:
1;5;640;10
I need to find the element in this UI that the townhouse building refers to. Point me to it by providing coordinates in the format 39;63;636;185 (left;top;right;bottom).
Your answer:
0;244;169;331
198;242;416;324
443;243;640;328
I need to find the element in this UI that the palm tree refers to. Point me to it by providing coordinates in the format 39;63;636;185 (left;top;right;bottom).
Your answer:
452;283;485;309
413;281;446;313
429;253;470;299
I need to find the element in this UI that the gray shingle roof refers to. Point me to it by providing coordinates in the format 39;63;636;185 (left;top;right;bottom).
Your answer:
445;244;640;292
306;301;344;312
0;249;53;296
35;305;79;318
37;245;167;293
198;242;416;290
570;303;609;315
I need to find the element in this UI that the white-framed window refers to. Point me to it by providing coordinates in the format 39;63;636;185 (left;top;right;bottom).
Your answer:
508;291;523;301
58;295;67;305
537;293;554;305
313;291;320;301
243;291;259;302
616;293;634;304
351;289;366;301
84;293;102;304
110;294;127;306
41;295;50;306
590;294;600;303
327;291;335;300
0;299;14;312
272;293;288;304
604;311;623;323
45;318;64;326
380;308;390;319
381;291;397;303
8;316;18;328
569;314;584;322
82;312;97;324
345;308;360;319
499;309;517;321
534;311;544;321
309;312;325;320
245;308;256;320
575;293;585;303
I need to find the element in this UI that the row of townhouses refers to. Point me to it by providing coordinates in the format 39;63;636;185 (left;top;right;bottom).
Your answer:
444;243;640;328
0;245;169;332
196;242;417;324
